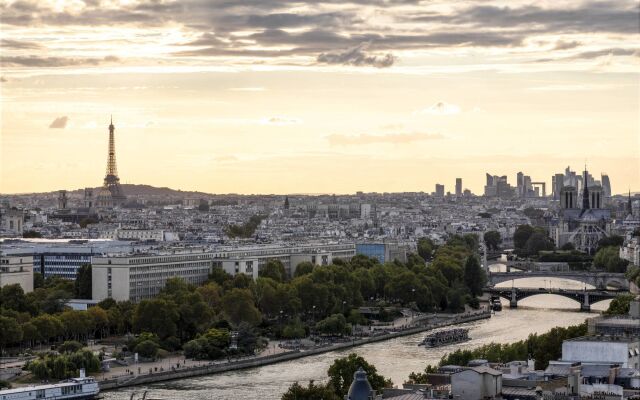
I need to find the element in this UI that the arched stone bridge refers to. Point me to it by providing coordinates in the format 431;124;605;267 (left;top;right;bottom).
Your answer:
488;271;629;290
486;287;621;312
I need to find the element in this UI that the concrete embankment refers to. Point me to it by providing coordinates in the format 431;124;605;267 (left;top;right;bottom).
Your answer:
99;310;490;391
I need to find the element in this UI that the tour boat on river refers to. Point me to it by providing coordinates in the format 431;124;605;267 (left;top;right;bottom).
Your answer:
0;369;99;400
418;328;470;348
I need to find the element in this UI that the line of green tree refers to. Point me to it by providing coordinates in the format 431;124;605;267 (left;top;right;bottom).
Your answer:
25;345;101;380
407;322;588;383
604;293;636;316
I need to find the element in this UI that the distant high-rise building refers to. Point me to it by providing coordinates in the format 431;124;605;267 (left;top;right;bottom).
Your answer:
552;173;564;200
523;175;532;198
582;168;590;209
455;178;462;196
516;172;524;197
486;173;494;187
435;184;445;197
484;173;514;198
601;174;612;198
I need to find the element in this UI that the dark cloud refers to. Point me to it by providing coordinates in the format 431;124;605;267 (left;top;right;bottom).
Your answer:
327;132;444;146
573;48;640;59
411;1;639;34
246;12;358;29
1;0;637;69
178;29;523;61
0;55;120;67
554;40;581;50
317;44;395;68
49;116;68;129
0;38;43;49
535;47;640;62
430;0;640;33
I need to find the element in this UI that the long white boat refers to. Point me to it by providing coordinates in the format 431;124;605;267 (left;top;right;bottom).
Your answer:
0;370;99;400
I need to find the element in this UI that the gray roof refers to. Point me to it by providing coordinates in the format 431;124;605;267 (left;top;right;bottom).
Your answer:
581;364;613;378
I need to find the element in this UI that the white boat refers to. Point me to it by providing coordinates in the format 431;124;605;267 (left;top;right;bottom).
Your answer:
0;369;99;400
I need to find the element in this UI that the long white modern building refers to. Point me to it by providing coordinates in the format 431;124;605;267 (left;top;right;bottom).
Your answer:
91;242;357;302
92;249;214;302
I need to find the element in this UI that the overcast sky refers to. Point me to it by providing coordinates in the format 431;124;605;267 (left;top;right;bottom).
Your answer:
1;0;638;194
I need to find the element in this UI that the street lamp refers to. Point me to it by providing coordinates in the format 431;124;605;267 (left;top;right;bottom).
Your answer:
412;288;416;320
342;300;346;315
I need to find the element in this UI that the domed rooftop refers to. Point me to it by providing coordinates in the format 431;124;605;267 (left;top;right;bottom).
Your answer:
347;367;373;400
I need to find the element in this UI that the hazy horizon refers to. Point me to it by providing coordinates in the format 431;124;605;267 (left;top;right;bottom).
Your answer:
1;0;639;194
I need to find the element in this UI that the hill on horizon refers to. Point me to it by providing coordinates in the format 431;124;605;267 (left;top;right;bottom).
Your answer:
3;184;214;198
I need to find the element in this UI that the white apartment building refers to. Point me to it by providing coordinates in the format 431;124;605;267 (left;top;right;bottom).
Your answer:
0;254;34;293
92;250;214;302
620;238;640;267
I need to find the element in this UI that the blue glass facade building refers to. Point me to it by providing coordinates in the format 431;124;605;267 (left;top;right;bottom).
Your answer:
355;243;387;264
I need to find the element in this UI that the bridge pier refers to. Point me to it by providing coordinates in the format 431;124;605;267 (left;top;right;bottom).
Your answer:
510;289;518;308
581;293;590;312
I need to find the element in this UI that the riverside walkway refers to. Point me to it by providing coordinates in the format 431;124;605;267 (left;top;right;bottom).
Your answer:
98;310;491;391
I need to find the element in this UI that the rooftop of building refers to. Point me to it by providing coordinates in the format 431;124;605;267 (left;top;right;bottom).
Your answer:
564;335;639;343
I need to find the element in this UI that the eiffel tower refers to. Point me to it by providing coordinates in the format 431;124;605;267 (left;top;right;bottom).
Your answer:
102;116;126;205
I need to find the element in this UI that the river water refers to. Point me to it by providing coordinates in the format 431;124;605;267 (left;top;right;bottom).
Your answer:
103;264;611;400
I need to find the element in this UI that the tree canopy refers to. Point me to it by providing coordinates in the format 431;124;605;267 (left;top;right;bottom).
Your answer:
593;246;628;273
483;231;501;251
327;353;392;398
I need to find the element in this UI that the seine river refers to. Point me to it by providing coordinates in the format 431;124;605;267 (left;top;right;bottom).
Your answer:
103;264;610;400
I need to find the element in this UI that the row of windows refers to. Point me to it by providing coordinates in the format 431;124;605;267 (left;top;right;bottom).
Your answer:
223;246;354;259
127;254;212;265
43;255;90;260
130;262;211;272
129;277;206;301
130;269;209;279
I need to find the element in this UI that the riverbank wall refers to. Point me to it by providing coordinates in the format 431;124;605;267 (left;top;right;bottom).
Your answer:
99;310;491;391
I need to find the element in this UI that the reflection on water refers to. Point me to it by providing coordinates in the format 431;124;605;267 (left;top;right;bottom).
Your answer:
104;278;603;400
